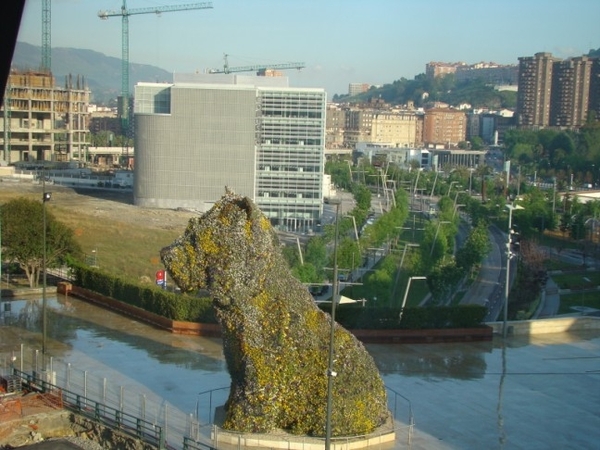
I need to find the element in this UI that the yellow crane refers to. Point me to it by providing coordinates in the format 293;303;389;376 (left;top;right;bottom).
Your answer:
98;1;213;133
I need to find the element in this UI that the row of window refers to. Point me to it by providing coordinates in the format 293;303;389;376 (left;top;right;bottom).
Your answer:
257;165;320;173
258;192;321;199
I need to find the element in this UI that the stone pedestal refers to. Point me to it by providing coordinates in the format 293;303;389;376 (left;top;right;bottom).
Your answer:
211;406;396;450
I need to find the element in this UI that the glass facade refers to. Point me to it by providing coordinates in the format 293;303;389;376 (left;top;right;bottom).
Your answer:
134;78;326;232
256;89;325;231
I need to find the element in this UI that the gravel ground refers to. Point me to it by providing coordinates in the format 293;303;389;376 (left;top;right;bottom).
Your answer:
0;181;195;232
20;436;105;450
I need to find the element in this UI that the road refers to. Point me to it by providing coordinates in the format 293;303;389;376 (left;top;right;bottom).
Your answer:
460;224;522;322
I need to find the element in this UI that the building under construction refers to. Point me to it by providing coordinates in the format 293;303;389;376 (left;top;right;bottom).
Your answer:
1;70;91;164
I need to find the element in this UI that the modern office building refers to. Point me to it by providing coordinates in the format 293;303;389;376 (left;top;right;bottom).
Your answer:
517;52;556;127
1;70;90;163
134;73;326;232
550;56;593;128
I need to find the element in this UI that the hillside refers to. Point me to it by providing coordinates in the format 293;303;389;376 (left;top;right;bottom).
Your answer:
11;42;172;105
335;46;599;108
335;75;517;109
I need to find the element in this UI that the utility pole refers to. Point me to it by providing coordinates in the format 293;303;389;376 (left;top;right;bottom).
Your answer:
324;197;341;450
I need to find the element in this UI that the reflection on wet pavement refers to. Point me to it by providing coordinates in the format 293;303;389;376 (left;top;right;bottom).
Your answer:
1;294;600;449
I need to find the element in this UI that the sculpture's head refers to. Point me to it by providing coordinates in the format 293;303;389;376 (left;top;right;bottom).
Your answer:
160;189;278;306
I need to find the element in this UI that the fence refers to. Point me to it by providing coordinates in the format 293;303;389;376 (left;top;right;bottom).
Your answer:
1;344;216;450
14;368;165;449
1;344;414;450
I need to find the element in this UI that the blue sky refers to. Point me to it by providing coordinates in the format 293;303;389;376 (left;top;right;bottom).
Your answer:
16;0;600;97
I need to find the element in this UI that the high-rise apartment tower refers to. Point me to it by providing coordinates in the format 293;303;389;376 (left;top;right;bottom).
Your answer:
517;52;556;127
551;56;592;127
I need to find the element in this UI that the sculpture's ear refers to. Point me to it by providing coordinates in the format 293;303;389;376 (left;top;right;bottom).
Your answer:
234;196;254;221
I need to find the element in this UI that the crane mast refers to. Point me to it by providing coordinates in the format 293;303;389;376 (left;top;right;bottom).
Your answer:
98;1;213;134
41;0;51;72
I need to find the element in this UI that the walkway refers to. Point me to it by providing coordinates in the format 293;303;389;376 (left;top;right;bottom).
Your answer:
2;294;600;450
460;225;507;322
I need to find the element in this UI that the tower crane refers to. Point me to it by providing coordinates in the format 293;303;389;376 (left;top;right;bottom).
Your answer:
98;1;213;133
208;53;305;75
41;0;51;72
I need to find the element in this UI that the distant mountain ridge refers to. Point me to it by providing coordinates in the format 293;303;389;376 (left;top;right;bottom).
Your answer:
11;42;172;105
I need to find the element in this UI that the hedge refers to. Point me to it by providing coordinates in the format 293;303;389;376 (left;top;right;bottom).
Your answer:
71;263;217;323
321;304;487;330
71;263;485;330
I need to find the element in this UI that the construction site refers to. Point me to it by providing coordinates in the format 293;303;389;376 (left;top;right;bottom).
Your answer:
1;70;90;165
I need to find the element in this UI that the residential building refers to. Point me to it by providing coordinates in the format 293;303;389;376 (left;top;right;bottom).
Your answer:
348;83;370;96
550;56;592;128
134;73;326;233
325;103;346;149
1;70;90;163
343;108;421;149
517;52;556;127
591;58;600;119
425;62;466;79
422;108;467;147
469;110;516;145
455;62;519;85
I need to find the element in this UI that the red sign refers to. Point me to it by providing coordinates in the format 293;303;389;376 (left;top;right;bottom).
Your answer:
156;270;165;285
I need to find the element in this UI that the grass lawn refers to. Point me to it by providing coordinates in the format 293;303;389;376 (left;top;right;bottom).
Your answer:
558;292;600;314
551;272;600;290
543;258;581;272
0;188;184;282
537;231;583;250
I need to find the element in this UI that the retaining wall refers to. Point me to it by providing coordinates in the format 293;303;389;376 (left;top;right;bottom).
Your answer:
58;282;492;344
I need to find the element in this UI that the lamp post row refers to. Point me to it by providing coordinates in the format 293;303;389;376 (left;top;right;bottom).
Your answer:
324;197;341;450
503;204;523;338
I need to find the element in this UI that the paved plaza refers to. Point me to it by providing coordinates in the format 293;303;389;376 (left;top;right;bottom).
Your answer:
1;294;599;449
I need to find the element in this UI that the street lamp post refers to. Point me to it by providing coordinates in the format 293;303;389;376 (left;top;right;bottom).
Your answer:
42;172;52;357
324;197;341;450
391;243;419;300
503;204;523;338
400;276;427;320
430;220;451;257
447;181;457;196
453;204;466;220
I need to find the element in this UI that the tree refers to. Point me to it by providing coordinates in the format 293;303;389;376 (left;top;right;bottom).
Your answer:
455;223;491;270
470;136;484;150
1;197;82;287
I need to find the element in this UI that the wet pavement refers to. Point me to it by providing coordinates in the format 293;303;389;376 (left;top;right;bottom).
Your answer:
1;294;600;449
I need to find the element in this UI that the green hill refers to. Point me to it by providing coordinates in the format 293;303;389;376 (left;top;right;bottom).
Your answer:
334;74;517;109
11;42;172;105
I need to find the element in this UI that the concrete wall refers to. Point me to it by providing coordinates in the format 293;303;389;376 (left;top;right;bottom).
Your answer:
488;316;600;335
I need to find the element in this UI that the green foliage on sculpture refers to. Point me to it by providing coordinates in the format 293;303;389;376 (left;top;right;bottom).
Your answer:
161;189;389;437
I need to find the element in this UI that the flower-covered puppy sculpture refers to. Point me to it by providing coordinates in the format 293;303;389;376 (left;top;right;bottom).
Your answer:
161;190;388;436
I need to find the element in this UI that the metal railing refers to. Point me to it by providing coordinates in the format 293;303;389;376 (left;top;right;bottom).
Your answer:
3;344;415;450
2;344;194;450
13;368;165;449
